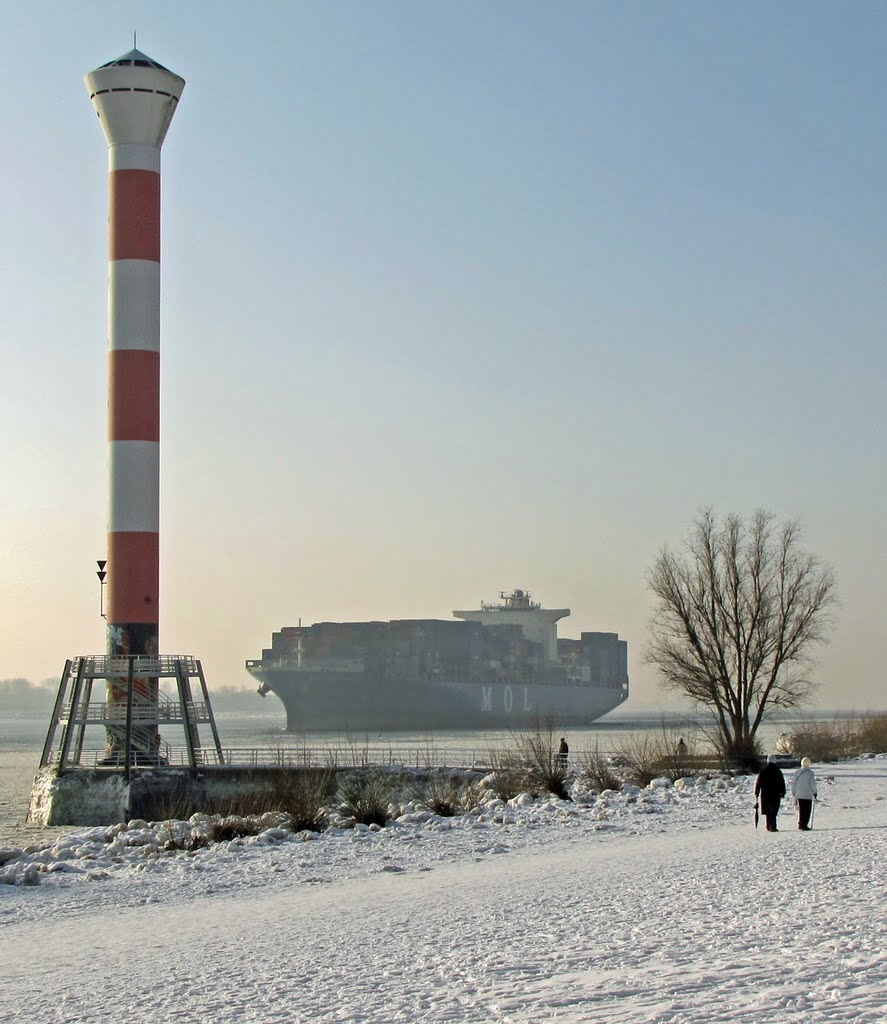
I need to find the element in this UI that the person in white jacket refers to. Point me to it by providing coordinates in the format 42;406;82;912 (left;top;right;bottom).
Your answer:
792;756;818;831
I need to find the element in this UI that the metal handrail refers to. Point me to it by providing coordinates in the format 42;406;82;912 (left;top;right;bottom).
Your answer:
72;655;200;677
46;744;511;771
59;699;212;724
51;740;175;769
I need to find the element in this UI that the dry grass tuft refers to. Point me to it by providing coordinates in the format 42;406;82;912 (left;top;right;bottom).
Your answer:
337;770;391;826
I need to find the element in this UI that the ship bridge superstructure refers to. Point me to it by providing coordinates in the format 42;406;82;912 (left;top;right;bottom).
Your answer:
452;590;569;667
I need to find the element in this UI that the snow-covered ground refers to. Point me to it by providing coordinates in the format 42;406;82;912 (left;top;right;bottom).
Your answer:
1;758;885;1023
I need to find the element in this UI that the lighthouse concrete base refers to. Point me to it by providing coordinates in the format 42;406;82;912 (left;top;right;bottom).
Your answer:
26;765;339;827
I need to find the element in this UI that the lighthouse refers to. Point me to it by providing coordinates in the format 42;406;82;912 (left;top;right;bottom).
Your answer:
28;47;223;813
85;49;185;754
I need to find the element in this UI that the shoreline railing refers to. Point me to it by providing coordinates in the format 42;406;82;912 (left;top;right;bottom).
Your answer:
47;744;516;772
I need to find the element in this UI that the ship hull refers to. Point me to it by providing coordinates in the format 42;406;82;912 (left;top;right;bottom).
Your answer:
250;668;629;732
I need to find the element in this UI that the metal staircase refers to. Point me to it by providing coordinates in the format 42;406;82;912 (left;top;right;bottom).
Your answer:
39;655;224;778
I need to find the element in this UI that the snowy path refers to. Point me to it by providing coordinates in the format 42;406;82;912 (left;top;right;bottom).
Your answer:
1;762;885;1023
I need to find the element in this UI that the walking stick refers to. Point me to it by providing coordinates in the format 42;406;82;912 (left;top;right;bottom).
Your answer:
810;796;816;828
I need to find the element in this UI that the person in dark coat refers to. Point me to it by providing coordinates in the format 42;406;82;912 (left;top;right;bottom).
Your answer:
557;737;569;767
755;755;787;832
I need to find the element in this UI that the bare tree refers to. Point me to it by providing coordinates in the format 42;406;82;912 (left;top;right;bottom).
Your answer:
646;509;837;765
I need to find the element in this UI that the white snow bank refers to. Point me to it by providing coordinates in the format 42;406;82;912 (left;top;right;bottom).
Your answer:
0;769;750;893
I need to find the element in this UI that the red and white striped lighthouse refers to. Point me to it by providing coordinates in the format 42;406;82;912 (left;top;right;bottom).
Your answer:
85;49;184;753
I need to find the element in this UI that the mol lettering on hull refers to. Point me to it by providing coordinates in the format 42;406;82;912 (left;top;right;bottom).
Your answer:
481;685;533;714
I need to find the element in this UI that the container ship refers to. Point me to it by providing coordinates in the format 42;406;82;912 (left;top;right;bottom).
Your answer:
246;590;629;731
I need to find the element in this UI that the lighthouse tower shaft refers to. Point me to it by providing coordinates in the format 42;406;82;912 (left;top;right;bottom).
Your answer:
85;50;184;753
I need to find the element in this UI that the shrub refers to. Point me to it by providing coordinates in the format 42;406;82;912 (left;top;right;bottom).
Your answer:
138;782;198;823
412;772;478;817
484;767;525;802
484;720;572;799
788;720;859;763
787;715;887;762
329;735;374;769
136;768;337;825
419;740;443;771
614;732;664;787
856;714;887;754
137;779;274;823
459;779;483;812
711;734;762;773
652;723;701;781
271;768;335;832
511;719;570;800
207;815;265;843
337;770;391;826
484;746;528;801
578;744;623;793
155;814;268;851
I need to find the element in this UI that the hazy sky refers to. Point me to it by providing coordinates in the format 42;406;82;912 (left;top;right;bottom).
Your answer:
2;2;885;711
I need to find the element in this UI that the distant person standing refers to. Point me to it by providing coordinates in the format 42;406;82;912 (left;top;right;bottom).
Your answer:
558;737;569;768
755;755;787;832
792;756;818;831
775;732;794;754
676;737;688;758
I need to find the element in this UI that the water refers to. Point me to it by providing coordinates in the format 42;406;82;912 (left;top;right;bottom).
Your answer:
0;705;843;849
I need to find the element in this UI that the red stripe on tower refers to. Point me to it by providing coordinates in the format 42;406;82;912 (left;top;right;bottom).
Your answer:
108;350;160;441
107;532;160;624
109;170;161;261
